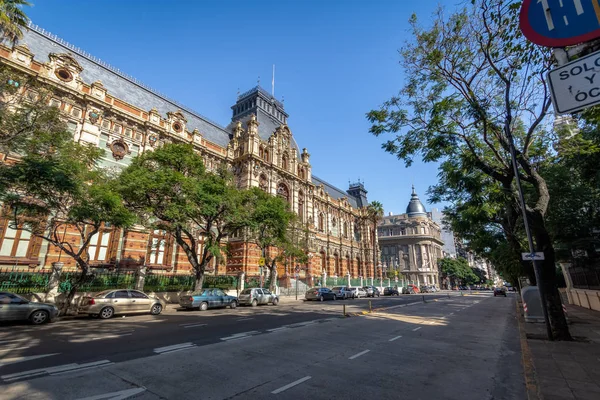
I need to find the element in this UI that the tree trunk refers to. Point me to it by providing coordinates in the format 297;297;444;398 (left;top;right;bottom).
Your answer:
530;212;572;341
195;267;205;292
269;261;278;292
61;260;89;315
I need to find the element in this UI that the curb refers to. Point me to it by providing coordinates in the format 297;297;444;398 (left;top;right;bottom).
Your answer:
515;300;541;400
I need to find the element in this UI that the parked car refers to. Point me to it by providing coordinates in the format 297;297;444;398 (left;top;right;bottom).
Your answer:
179;288;238;311
407;284;421;294
494;287;507;297
0;292;59;325
80;289;165;319
238;288;279;306
420;286;432;293
383;287;400;296
349;287;367;298
331;286;353;299
305;287;336;301
363;286;380;297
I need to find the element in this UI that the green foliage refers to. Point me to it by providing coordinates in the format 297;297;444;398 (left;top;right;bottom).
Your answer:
118;143;250;286
0;0;30;44
438;257;479;285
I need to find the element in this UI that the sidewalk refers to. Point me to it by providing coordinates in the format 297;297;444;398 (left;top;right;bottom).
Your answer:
519;303;600;400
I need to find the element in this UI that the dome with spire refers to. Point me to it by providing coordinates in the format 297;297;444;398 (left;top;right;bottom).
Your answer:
406;186;427;218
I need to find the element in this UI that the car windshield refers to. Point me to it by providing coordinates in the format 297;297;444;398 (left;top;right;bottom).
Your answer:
241;289;253;294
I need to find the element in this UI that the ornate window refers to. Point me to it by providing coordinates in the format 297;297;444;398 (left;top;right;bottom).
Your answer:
334;253;340;275
147;230;171;267
259;147;264;159
343;221;348;239
0;223;32;257
318;213;324;232
87;225;116;263
298;191;304;222
298;167;305;180
259;174;268;192
263;149;269;162
331;218;338;237
277;183;289;203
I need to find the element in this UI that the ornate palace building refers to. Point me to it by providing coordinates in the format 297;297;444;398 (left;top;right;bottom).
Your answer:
0;24;376;284
377;187;444;286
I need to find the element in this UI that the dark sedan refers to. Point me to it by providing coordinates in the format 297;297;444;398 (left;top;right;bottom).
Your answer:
305;287;336;301
383;287;400;296
0;292;59;324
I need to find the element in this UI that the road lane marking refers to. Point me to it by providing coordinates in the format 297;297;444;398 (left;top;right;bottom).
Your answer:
2;360;112;382
236;318;254;321
412;327;422;331
267;326;290;332
271;376;312;394
74;387;147;400
180;323;207;328
448;312;454;316
0;353;60;367
389;335;402;342
154;343;195;354
220;330;260;341
69;332;133;343
348;349;370;360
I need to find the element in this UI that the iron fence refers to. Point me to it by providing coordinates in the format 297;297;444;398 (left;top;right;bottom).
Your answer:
0;267;51;294
569;265;600;290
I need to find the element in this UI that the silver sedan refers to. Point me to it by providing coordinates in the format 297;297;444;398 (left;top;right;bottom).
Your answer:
0;292;59;324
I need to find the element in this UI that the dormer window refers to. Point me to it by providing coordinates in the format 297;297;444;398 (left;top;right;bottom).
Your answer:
55;68;73;82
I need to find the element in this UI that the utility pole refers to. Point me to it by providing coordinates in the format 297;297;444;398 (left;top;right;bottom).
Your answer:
506;128;553;341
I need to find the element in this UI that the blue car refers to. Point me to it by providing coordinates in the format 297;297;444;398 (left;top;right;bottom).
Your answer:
178;288;238;311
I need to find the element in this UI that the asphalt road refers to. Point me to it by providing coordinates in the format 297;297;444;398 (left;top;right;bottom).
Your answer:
0;293;450;382
2;291;525;400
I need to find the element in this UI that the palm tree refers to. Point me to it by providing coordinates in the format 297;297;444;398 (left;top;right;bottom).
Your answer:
0;0;30;45
366;201;384;278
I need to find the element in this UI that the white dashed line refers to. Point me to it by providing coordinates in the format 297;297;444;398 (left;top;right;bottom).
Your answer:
236;318;254;321
154;343;196;354
73;387;147;400
267;326;290;332
180;323;207;328
220;331;260;341
412;327;422;331
271;376;312;394
389;335;402;342
0;353;60;368
348;350;370;360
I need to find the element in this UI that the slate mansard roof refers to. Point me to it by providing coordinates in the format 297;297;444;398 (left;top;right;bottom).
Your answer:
19;23;232;147
14;23;363;208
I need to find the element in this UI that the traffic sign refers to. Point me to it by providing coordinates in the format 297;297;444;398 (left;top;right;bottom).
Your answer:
522;252;545;261
520;0;600;47
548;49;600;113
258;257;265;266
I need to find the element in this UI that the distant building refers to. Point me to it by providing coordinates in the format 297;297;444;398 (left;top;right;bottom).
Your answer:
377;187;444;286
429;208;457;258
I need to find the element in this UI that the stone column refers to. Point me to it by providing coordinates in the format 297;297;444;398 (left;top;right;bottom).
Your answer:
135;264;147;291
44;262;64;303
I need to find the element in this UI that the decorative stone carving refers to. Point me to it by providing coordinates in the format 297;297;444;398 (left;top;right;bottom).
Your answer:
108;139;130;160
88;109;101;124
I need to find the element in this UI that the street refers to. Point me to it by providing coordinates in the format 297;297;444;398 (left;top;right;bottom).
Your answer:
1;292;525;399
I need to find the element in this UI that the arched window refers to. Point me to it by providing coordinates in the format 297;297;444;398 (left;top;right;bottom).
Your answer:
343;221;348;238
298;167;305;180
277;183;289;203
259;147;264;158
334;253;340;275
356;257;362;277
259;174;268;192
298;191;304;222
318;213;324;232
331;218;338;236
263;149;269;162
282;153;289;171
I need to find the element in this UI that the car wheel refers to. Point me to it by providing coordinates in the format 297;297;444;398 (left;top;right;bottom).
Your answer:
150;303;163;315
30;310;49;325
272;298;279;306
200;302;209;311
319;295;324;302
332;295;336;301
230;300;238;309
251;299;258;307
99;307;114;319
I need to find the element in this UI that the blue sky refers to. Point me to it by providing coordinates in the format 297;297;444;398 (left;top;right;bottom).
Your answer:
26;0;460;215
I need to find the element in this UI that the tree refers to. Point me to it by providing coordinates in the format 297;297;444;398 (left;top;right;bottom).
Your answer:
117;143;249;291
366;201;384;276
0;65;68;153
0;134;134;313
438;257;478;287
246;187;297;291
0;0;30;45
367;0;572;339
